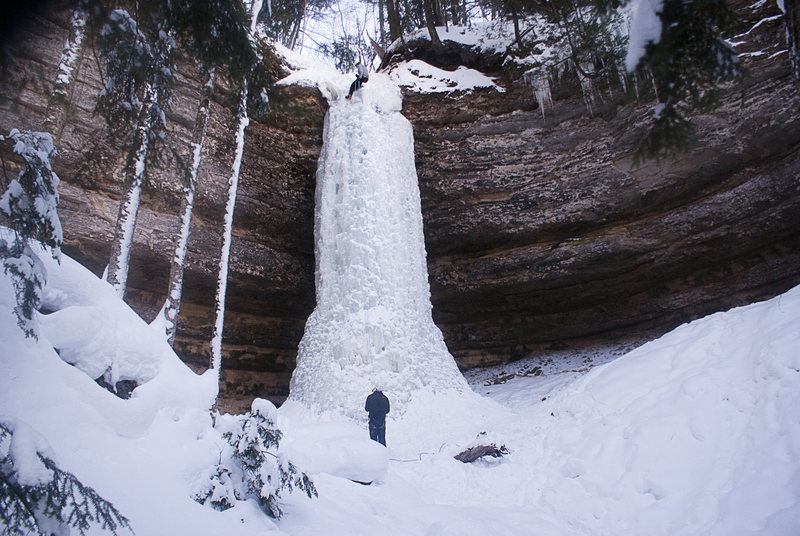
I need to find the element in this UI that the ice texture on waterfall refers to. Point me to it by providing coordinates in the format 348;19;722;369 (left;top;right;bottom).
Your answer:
288;74;469;418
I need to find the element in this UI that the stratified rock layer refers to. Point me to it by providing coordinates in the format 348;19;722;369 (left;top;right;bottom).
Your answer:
403;1;800;368
1;1;798;411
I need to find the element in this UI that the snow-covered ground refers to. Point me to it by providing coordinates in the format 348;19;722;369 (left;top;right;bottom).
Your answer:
2;243;799;535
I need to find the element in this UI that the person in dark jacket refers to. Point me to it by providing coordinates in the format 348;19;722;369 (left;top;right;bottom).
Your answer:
364;388;390;446
346;62;369;99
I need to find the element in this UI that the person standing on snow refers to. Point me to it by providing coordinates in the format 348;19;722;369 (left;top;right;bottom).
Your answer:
346;62;370;99
364;388;390;446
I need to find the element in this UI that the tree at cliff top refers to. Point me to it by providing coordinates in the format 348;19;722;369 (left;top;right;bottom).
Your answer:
260;0;335;49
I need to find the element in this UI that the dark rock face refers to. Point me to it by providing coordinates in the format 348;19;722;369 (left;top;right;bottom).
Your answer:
406;3;800;367
1;2;799;412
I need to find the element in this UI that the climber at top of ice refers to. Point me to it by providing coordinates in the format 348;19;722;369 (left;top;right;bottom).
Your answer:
346;62;370;100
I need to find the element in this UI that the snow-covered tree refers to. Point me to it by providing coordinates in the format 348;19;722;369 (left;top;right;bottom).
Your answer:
158;0;261;345
627;0;741;159
0;420;131;536
43;2;90;142
193;399;317;519
0;130;62;339
97;8;175;298
209;0;265;375
159;69;215;346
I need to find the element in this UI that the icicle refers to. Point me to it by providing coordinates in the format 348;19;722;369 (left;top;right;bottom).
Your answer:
532;76;553;119
576;62;596;115
617;60;629;94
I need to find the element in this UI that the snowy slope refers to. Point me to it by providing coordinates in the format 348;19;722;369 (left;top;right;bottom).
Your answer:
279;286;800;536
1;241;799;535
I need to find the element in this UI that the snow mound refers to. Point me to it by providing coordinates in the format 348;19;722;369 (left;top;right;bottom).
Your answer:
0;248;288;535
33;247;215;407
388;59;502;93
280;419;389;484
535;285;800;534
287;76;470;419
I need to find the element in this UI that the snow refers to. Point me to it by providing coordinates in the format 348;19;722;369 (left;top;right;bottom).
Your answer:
2;228;800;534
390;23;515;56
0;417;55;486
52;7;88;96
3;18;800;531
388;59;502;93
286;73;470;419
626;0;665;72
279;419;389;484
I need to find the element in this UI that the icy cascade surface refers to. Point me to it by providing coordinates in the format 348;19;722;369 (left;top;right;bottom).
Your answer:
288;74;468;418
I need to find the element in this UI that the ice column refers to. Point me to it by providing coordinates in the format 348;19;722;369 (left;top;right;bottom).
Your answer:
288;74;468;417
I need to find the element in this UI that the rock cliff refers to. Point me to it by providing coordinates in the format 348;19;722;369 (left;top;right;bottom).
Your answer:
1;1;798;412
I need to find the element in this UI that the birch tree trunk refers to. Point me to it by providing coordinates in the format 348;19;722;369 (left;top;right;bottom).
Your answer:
209;0;263;375
104;83;157;297
160;68;216;346
44;5;89;142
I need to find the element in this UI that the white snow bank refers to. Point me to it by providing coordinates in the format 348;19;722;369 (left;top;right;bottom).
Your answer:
280;419;389;484
0;246;294;535
537;285;800;534
388;59;503;94
29;241;217;414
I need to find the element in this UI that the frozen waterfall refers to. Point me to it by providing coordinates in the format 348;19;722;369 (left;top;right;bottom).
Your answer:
287;74;469;418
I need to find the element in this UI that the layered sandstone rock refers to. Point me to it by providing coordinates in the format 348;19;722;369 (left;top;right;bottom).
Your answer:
1;1;798;412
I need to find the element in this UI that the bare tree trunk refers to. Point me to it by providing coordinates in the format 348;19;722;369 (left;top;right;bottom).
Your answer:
209;0;263;377
160;68;216;346
44;5;89;142
378;0;387;47
785;0;800;79
386;0;402;43
105;83;156;297
511;6;521;45
423;0;442;47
